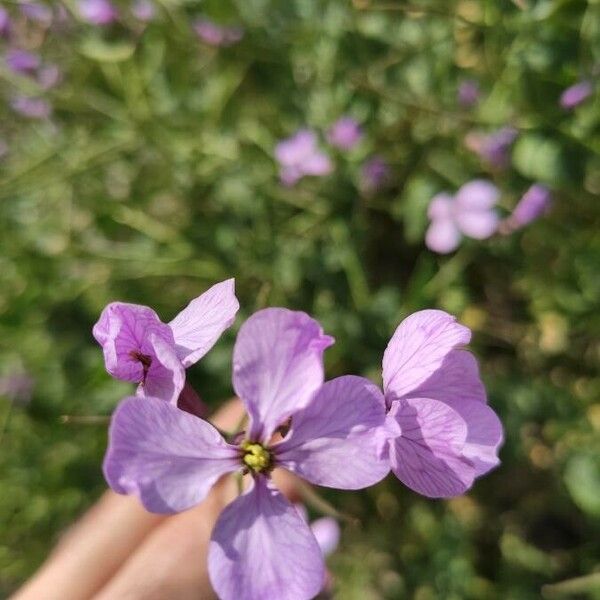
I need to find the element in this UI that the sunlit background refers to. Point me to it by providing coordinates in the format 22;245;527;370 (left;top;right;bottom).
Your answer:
1;1;599;598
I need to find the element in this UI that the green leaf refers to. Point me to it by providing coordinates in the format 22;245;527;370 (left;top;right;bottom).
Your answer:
79;38;136;63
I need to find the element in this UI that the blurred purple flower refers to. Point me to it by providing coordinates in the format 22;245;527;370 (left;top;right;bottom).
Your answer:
194;19;243;47
11;96;51;119
19;2;53;26
425;180;499;253
360;155;390;193
311;517;341;557
37;64;62;89
0;8;11;37
132;0;156;22
560;80;593;109
327;116;362;150
6;49;41;74
0;373;35;406
103;308;388;600
77;0;117;25
503;184;552;232
275;129;332;186
465;126;517;169
379;310;503;497
458;79;481;107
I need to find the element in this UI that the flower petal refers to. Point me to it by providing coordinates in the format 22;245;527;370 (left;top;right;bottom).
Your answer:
311;517;341;557
455;208;499;239
275;376;389;489
387;397;475;498
425;218;462;254
103;397;240;513
233;308;334;442
455;179;499;210
136;333;185;403
209;477;325;600
407;349;486;405
92;302;173;383
382;310;471;404
169;279;240;367
440;398;503;477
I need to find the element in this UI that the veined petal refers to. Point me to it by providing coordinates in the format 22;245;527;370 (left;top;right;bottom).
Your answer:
383;310;471;404
275;376;389;489
168;279;239;368
103;397;240;514
209;477;325;600
233;308;334;442
442;398;503;477
388;397;475;498
136;333;185;403
407;350;486;405
92;302;173;383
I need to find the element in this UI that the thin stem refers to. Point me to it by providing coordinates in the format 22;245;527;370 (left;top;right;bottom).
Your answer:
297;480;359;525
60;415;110;425
542;572;600;597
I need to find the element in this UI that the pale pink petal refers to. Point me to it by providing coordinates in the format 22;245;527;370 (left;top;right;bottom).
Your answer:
382;310;471;405
387;397;475;498
168;279;239;367
103;397;239;513
455;179;499;210
208;478;325;600
455;208;499;239
427;193;454;220
274;376;389;489
233;308;334;442
311;517;340;557
275;130;317;165
136;333;185;403
301;152;333;176
425;218;462;254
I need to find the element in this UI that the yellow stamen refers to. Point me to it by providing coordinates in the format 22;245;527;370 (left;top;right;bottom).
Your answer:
241;440;272;473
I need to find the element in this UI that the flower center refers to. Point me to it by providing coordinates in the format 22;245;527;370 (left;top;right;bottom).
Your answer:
129;350;152;368
241;440;272;473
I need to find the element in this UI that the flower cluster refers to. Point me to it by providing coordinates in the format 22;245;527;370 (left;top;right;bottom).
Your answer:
274;118;390;193
95;280;503;600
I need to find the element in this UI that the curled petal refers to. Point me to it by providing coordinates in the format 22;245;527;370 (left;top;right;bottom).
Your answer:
169;279;239;367
233;308;334;442
275;376;389;489
387;397;475;498
209;477;325;600
383;310;471;404
103;397;239;513
92;302;173;383
136;333;185;403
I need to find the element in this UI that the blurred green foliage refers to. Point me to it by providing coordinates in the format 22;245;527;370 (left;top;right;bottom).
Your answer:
1;0;599;598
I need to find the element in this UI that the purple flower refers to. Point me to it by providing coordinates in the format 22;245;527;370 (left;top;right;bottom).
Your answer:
19;2;53;26
10;96;51;119
458;79;481;108
327;116;362;150
465;126;518;169
131;0;156;22
104;308;389;600
193;18;244;47
376;310;503;497
560;80;593;109
93;279;239;404
0;8;11;37
504;184;552;231
360;155;390;193
425;180;499;254
5;49;41;74
275;129;333;186
77;0;117;25
311;517;340;557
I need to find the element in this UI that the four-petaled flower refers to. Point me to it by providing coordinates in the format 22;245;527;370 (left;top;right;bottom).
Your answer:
93;279;239;403
374;310;503;497
104;308;389;600
426;180;500;254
